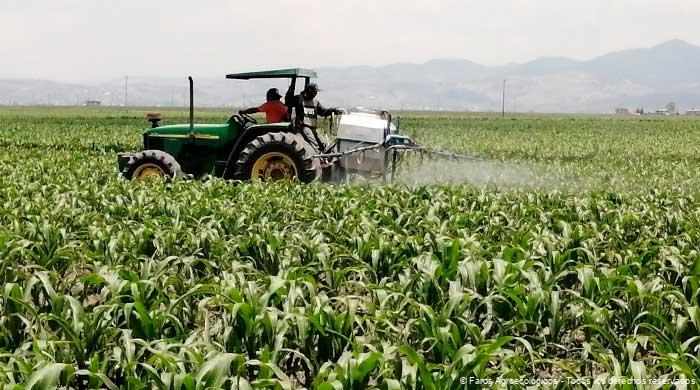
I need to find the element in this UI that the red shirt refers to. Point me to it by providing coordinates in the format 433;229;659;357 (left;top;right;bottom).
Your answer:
258;101;288;123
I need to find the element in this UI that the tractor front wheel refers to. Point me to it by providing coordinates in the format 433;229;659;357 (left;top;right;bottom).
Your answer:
233;132;319;183
121;150;182;181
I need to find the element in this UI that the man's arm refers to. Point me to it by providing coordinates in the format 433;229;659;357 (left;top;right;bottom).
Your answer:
316;101;340;117
239;107;259;115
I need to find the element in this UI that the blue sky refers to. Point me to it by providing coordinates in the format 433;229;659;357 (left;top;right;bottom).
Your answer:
2;0;699;81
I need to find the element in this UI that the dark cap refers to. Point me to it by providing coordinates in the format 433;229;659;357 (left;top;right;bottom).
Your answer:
266;88;283;100
305;83;321;92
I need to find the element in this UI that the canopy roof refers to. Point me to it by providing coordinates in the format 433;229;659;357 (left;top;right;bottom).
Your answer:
226;68;317;80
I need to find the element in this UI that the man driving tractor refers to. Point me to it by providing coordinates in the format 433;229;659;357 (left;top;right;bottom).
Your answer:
239;88;288;124
286;82;342;150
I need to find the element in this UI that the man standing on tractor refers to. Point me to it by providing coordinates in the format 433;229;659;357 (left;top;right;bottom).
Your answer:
285;83;342;151
239;88;288;124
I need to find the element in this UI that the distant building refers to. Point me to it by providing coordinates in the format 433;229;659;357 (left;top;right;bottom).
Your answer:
655;109;670;116
686;109;700;116
615;107;630;115
84;100;101;107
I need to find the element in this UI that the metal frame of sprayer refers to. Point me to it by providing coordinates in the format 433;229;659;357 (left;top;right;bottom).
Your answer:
315;108;483;183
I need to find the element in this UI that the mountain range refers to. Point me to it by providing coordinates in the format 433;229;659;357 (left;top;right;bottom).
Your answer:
2;39;700;113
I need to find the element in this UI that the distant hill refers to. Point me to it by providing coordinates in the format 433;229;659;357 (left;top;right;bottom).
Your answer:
2;40;700;113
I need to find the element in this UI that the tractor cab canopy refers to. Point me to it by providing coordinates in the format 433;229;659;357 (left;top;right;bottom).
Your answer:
226;68;317;80
226;68;317;90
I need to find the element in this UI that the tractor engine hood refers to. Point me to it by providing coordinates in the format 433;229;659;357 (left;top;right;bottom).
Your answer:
144;123;231;140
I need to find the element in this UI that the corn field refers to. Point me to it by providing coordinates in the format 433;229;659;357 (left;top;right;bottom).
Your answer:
2;108;700;389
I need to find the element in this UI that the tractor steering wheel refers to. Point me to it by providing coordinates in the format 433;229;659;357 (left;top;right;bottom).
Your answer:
238;112;258;126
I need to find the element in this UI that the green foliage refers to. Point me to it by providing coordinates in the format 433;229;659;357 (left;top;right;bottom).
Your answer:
1;108;700;388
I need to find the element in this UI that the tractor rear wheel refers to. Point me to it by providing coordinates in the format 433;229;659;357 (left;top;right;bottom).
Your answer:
122;150;182;181
233;132;319;183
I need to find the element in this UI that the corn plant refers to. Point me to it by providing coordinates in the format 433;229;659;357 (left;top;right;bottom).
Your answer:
2;108;700;388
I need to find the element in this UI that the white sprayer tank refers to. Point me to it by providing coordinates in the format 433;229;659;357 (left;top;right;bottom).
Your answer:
336;110;397;173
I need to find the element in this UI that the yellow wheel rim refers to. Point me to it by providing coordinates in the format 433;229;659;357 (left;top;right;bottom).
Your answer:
133;163;166;180
251;152;298;181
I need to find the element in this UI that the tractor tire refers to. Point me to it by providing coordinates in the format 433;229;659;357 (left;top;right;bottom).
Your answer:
121;150;182;181
233;132;320;183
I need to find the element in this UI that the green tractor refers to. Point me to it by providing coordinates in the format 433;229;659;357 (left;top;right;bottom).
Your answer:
117;68;477;183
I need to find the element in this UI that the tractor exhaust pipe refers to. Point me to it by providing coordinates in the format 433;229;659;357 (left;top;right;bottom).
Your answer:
188;76;194;135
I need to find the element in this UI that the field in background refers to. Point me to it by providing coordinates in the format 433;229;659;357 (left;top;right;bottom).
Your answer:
2;107;700;388
3;106;700;193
